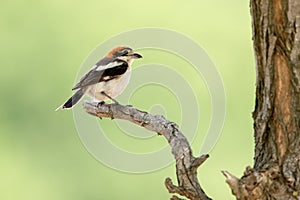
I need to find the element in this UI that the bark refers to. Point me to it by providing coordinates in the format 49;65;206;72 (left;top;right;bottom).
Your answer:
224;0;300;199
83;101;211;200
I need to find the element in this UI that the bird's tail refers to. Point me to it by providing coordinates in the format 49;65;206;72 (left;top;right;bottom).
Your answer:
55;89;85;111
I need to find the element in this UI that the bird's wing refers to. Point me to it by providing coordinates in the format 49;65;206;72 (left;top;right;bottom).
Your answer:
72;58;128;90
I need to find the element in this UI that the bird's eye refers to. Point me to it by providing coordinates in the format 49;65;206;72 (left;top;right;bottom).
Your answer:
113;48;131;57
121;50;128;55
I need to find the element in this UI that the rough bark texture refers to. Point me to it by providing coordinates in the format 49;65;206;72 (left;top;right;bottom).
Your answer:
83;101;211;200
224;0;300;199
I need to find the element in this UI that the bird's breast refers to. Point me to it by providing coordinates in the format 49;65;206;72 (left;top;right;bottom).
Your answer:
86;68;131;101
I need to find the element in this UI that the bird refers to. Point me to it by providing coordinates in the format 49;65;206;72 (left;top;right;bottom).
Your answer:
56;46;142;111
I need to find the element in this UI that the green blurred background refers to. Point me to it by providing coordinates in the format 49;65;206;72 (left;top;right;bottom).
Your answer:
0;0;255;199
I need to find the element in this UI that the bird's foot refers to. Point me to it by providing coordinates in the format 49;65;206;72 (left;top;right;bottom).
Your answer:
100;91;119;104
97;101;105;107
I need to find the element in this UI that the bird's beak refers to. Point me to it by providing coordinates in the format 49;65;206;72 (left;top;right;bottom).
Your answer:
132;53;142;59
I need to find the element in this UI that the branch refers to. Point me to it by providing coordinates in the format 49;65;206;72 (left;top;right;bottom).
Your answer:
83;101;211;200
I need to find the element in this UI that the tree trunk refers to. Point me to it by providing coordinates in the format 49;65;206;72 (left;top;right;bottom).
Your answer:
223;0;300;199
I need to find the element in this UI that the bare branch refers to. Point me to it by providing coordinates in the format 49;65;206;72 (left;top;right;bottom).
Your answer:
83;101;211;200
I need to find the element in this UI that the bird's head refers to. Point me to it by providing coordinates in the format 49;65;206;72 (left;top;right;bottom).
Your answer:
107;46;142;62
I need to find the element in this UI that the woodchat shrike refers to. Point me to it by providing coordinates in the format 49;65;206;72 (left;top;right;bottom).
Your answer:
56;46;142;110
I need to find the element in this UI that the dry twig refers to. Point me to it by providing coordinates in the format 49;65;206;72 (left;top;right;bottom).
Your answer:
83;101;211;200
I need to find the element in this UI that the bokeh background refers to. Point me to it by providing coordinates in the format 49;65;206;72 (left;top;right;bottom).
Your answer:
1;0;255;199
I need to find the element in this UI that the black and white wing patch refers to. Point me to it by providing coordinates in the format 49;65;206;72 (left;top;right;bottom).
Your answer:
72;58;128;90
